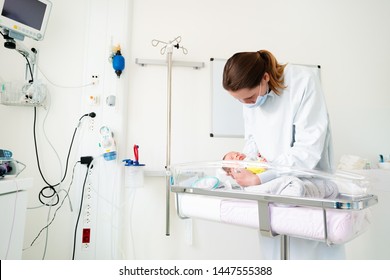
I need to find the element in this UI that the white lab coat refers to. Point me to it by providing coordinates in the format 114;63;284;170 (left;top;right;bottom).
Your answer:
243;64;333;172
243;63;344;259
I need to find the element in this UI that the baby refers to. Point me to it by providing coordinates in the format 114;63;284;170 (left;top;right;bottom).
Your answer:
222;151;267;175
221;152;339;198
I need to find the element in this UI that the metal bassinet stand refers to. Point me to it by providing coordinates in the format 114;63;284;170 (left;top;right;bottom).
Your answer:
171;186;378;260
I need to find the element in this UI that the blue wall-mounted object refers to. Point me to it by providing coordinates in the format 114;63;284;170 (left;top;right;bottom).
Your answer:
112;50;125;78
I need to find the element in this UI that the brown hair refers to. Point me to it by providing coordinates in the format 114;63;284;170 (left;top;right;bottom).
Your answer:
222;50;287;95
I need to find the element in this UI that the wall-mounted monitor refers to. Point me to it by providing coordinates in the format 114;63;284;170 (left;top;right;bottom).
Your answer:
0;0;52;41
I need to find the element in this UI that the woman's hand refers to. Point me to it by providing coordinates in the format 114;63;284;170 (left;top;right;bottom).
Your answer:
230;168;261;187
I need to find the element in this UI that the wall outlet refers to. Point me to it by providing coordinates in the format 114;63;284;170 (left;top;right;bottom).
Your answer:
91;75;99;85
87;95;99;106
88;117;95;131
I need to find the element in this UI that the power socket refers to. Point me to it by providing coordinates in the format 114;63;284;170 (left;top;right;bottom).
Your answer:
87;95;99;106
91;75;99;85
89;117;95;131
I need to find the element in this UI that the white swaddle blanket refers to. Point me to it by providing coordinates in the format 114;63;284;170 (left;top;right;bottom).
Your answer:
244;176;339;199
245;176;339;199
191;175;339;199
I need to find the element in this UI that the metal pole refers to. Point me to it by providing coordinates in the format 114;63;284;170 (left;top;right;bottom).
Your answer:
151;36;189;237
165;47;173;236
280;235;290;260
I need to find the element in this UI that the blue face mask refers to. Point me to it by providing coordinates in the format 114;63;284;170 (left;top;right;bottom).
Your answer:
243;92;269;108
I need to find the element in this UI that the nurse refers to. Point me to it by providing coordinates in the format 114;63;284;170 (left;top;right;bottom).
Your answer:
222;50;342;260
223;50;333;187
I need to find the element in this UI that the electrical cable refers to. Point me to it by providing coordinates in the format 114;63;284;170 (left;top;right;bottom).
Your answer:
37;65;94;89
14;37;94;207
24;161;81;252
40;90;67;255
33;106;59;205
33;108;96;206
42;90;64;187
42;96;75;209
42;200;52;260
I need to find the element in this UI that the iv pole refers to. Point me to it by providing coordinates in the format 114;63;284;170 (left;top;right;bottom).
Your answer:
151;36;187;236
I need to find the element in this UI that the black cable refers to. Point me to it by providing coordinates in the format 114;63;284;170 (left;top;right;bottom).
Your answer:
33;106;61;206
25;161;81;251
33;108;52;187
33;109;96;206
72;163;91;260
62;113;95;180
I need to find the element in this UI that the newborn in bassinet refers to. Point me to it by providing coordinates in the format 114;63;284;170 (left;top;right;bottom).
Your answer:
219;151;339;199
191;174;339;200
223;151;267;175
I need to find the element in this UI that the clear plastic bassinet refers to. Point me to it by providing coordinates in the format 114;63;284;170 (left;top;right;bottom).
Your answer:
169;160;378;258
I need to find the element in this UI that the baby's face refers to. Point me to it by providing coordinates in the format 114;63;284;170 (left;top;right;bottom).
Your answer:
225;152;246;161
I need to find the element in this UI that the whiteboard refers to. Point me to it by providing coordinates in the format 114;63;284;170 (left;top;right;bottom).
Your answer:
210;58;244;138
210;58;321;138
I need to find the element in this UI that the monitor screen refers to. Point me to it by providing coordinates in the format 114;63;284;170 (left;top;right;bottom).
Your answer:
0;0;52;41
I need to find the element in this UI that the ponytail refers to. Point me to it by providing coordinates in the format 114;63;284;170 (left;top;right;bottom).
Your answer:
258;50;286;95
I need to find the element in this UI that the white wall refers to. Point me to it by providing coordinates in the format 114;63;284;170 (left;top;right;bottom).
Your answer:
1;0;389;260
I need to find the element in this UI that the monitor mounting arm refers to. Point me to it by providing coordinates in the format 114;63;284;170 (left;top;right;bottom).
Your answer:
1;28;37;82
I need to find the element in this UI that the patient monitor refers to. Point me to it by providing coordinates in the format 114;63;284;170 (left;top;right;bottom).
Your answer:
0;0;52;41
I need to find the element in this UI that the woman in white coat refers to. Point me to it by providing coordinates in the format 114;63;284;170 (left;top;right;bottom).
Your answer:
222;50;343;259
